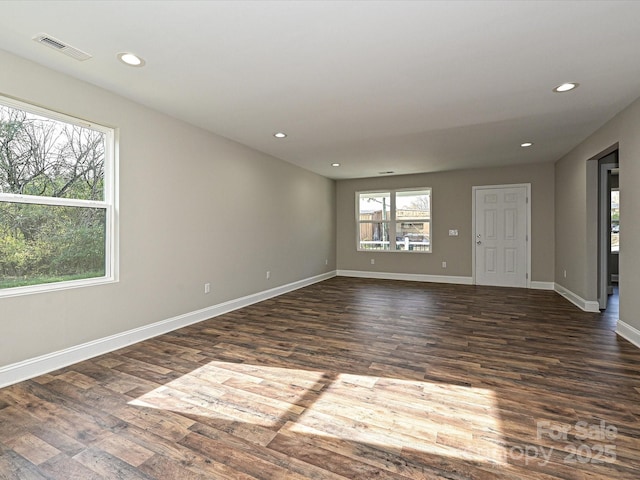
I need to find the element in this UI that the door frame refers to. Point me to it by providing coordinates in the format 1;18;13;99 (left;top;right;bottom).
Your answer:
472;183;532;288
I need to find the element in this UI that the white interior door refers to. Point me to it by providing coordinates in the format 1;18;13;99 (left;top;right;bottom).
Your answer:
474;186;528;288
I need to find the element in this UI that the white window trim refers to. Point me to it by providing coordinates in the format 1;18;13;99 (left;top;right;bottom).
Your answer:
0;95;118;298
356;187;432;253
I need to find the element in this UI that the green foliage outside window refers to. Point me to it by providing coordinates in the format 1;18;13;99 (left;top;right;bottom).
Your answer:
0;103;109;290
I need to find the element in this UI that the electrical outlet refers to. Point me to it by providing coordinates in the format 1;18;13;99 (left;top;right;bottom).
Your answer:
442;261;447;268
370;258;375;265
204;282;211;294
266;271;271;279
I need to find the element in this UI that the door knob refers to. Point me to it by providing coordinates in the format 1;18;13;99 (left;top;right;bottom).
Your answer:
476;240;482;245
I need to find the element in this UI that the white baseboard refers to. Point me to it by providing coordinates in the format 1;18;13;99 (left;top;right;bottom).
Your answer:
530;281;555;290
554;283;600;312
0;271;337;389
337;270;558;290
337;269;473;285
616;321;640;349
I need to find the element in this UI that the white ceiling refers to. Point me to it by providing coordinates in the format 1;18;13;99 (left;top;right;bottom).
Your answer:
1;1;640;179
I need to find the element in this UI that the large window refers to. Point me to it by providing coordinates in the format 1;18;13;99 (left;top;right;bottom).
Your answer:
0;96;116;295
357;188;431;252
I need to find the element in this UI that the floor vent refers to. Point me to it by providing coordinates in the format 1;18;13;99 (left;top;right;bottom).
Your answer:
33;33;92;61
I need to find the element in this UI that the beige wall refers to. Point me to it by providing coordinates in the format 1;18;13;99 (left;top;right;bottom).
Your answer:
0;50;336;367
336;163;555;281
555;95;640;331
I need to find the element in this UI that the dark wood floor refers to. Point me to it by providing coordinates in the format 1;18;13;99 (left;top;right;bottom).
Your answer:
1;277;639;479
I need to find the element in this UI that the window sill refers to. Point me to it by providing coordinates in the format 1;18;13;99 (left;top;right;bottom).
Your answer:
0;276;118;299
357;250;432;254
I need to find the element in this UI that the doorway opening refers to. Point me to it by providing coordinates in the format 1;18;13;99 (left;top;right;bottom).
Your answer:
598;152;619;310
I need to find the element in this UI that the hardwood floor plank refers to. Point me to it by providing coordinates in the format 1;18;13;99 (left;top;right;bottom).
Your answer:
0;405;40;443
0;443;48;480
3;432;61;465
95;434;156;468
29;424;86;457
73;447;155;479
37;453;105;480
138;454;214;480
113;404;194;443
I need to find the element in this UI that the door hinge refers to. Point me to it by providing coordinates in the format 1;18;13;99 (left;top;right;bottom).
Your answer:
526;197;529;204
526;273;529;279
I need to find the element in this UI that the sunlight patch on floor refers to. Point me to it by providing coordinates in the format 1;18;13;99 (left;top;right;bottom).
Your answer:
129;361;327;427
129;361;506;464
288;373;506;464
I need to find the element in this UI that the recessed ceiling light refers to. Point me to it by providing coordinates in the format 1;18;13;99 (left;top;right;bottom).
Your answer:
521;142;534;147
378;171;395;175
553;82;579;93
117;52;145;67
331;163;340;167
274;132;287;138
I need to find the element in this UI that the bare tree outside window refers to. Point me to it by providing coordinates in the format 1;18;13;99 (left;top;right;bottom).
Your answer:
0;101;113;291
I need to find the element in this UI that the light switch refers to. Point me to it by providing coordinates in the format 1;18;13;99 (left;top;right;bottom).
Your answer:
448;229;459;236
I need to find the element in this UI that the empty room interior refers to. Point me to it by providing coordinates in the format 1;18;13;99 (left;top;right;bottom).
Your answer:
1;1;640;479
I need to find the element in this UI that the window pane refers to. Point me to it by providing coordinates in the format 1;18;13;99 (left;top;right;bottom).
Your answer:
0;202;106;289
0;104;105;201
359;222;390;250
395;222;430;251
396;190;430;221
359;192;391;221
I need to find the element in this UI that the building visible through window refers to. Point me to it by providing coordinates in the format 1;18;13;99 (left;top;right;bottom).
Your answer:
357;189;431;252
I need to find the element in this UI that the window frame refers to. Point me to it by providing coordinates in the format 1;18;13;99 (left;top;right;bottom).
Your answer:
0;95;118;297
356;187;431;253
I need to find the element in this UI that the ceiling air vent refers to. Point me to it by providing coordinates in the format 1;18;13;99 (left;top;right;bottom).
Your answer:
33;33;92;61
